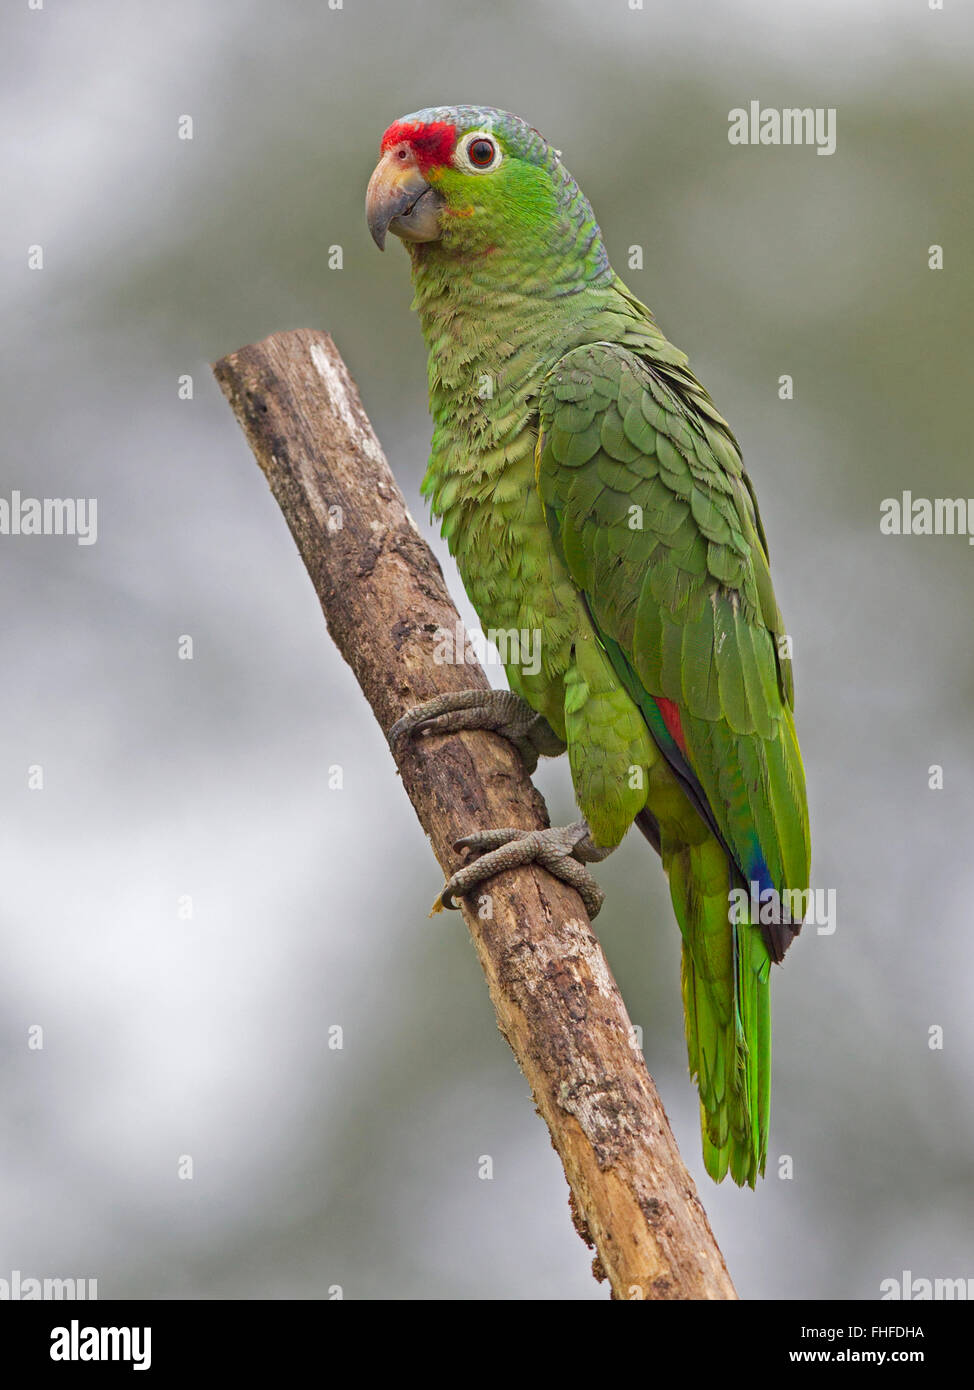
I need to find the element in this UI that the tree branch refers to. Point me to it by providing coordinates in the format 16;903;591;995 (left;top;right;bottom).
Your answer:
212;328;737;1301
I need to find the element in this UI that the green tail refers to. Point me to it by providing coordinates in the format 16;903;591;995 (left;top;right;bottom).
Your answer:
667;838;772;1187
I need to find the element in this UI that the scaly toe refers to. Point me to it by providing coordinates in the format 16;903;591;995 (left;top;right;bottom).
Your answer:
432;823;607;919
453;827;527;858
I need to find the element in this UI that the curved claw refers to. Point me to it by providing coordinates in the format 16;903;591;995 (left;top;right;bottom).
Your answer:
388;690;561;776
388;711;429;755
453;828;525;858
431;887;460;914
389;699;478;760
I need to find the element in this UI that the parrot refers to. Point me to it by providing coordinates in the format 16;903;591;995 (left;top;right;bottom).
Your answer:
366;106;809;1187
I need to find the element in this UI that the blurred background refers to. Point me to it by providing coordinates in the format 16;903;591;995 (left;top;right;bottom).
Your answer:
3;0;973;1300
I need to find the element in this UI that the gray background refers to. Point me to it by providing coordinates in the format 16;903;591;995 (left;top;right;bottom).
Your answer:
3;0;972;1299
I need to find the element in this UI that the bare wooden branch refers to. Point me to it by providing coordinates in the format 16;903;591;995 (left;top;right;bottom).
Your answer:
212;328;737;1301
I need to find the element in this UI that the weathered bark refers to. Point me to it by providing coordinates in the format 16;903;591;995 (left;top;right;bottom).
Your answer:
212;328;737;1301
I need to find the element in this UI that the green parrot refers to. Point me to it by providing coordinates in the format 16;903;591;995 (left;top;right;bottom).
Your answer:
367;106;809;1187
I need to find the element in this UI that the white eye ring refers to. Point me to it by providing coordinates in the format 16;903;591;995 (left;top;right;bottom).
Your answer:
454;131;502;173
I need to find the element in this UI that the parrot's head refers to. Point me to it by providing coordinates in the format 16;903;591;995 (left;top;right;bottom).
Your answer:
366;104;606;273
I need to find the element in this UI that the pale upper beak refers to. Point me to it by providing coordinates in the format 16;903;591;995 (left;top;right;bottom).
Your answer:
366;146;443;250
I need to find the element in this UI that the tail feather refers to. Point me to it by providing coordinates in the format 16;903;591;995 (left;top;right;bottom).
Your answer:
668;837;771;1188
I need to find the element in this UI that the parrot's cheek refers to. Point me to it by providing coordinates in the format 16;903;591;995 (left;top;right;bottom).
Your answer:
386;187;444;245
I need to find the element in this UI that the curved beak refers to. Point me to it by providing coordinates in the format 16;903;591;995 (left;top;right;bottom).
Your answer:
366;148;443;250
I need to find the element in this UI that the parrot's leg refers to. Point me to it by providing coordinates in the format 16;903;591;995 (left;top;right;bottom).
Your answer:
388;689;564;774
433;819;613;919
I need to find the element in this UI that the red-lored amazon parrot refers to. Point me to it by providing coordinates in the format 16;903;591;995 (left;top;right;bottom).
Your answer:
367;106;810;1186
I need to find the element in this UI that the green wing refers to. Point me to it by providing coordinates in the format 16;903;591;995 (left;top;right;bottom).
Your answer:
536;338;810;1184
537;338;809;912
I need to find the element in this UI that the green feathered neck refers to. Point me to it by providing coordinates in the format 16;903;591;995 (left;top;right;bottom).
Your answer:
402;142;632;454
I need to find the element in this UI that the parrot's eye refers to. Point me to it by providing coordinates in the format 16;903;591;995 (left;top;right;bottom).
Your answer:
468;139;495;166
458;133;501;172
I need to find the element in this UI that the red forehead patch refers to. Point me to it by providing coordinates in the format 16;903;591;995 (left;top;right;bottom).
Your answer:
380;119;457;172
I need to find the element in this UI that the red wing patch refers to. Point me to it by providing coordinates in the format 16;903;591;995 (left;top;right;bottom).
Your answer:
655;696;688;757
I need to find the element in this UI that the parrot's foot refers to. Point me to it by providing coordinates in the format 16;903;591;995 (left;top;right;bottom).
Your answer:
433;819;612;919
388;689;564;774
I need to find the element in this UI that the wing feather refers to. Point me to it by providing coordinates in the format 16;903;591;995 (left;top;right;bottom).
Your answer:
537;341;809;955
